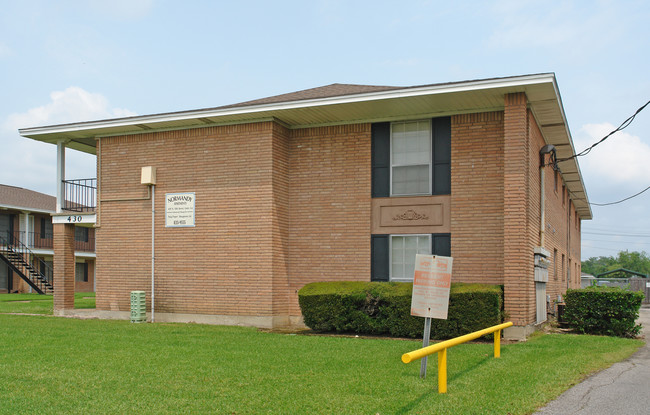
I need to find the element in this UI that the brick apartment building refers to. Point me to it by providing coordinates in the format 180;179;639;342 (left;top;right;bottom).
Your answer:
0;184;96;293
20;73;589;338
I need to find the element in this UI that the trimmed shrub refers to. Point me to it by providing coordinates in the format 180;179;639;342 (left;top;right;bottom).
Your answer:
298;281;503;339
564;287;644;337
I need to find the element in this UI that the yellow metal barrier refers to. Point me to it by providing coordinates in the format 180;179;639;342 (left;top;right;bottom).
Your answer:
401;321;513;393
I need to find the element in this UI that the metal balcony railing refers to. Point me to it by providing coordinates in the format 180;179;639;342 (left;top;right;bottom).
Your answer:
11;231;95;252
62;178;97;212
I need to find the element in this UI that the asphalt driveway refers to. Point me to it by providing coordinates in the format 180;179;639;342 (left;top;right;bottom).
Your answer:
535;306;650;415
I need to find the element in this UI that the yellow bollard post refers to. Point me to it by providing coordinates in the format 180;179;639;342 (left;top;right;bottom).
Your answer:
494;329;501;358
438;348;447;393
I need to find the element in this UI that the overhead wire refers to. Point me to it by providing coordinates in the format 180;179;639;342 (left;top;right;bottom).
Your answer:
589;185;650;206
556;99;650;163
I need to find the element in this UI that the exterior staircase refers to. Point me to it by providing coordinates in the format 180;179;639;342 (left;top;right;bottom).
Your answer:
0;234;53;294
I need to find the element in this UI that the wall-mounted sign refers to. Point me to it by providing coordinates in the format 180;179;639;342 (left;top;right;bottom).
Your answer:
165;192;195;227
410;254;453;319
52;214;97;224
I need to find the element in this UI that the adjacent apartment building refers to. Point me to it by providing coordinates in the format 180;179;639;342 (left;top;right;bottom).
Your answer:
0;184;96;293
19;73;590;338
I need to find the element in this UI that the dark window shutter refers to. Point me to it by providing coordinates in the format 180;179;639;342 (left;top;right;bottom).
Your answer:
83;263;89;282
371;123;390;197
40;218;45;237
432;117;451;195
371;235;389;281
432;234;451;257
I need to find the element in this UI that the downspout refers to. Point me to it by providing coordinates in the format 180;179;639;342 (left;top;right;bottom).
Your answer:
566;200;575;289
151;184;155;323
539;145;556;247
96;137;101;228
539;167;546;248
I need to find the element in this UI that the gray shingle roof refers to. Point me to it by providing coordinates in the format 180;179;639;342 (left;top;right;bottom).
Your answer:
0;184;56;212
220;83;404;109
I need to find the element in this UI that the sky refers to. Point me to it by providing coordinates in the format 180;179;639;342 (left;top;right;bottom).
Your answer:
1;0;649;261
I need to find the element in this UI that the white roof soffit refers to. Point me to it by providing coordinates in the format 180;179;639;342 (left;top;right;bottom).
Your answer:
18;73;591;218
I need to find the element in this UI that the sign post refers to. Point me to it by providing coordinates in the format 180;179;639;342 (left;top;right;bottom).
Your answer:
410;254;453;378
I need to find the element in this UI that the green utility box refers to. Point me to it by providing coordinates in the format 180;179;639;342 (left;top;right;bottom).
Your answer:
130;291;147;323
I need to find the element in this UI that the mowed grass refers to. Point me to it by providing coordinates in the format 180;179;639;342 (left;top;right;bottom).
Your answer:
0;292;95;314
0;314;642;415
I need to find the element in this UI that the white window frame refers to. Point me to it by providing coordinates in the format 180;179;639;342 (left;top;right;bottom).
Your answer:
390;120;432;196
389;234;432;282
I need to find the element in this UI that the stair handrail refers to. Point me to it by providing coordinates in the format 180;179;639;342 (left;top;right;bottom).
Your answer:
0;232;54;290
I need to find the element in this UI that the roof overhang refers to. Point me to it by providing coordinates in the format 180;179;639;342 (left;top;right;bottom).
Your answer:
0;204;54;214
19;73;592;218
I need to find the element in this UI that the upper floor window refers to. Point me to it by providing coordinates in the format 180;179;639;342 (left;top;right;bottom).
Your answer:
391;121;431;196
75;226;89;242
371;117;451;198
40;217;53;239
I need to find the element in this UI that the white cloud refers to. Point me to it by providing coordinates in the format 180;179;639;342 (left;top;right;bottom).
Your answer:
574;123;650;187
4;86;136;131
2;87;135;194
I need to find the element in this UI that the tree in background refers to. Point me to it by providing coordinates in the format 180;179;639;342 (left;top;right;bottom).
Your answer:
582;251;650;278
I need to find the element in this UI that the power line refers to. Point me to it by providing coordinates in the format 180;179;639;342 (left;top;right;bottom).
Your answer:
583;230;650;238
586;224;650;232
582;245;633;254
589;185;650;206
557;99;650;163
583;238;650;245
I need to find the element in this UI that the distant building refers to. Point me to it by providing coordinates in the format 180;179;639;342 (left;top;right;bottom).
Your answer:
0;184;95;293
20;73;590;339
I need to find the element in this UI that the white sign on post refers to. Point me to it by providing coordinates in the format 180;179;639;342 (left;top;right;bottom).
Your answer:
410;254;454;379
411;254;453;319
165;193;195;227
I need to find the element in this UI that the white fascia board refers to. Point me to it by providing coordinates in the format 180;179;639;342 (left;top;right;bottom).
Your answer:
19;74;557;139
0;204;55;214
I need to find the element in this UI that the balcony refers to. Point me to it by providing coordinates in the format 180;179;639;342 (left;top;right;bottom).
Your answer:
11;231;95;252
62;178;96;212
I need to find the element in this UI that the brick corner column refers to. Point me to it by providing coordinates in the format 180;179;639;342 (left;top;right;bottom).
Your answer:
53;223;75;315
503;92;532;328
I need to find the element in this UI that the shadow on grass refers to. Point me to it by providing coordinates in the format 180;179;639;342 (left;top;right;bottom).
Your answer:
395;354;491;414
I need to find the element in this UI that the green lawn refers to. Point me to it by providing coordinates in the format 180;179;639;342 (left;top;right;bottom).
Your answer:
0;314;642;415
0;292;95;314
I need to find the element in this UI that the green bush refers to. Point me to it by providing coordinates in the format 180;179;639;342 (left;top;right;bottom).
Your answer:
564;287;644;337
298;281;503;339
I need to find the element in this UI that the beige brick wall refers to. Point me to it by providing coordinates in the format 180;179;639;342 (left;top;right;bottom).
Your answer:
503;92;534;325
450;111;505;284
94;107;583;327
286;124;372;316
97;122;283;316
96;122;372;319
53;223;75;311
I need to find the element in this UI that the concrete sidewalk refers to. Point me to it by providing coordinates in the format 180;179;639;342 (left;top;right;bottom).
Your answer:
535;306;650;415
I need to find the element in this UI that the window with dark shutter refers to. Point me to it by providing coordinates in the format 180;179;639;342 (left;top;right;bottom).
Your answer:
432;117;451;195
372;117;450;198
432;233;451;257
370;235;389;281
371;123;390;197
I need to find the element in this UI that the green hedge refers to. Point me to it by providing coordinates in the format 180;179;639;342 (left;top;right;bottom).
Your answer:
564;287;644;337
298;281;503;339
